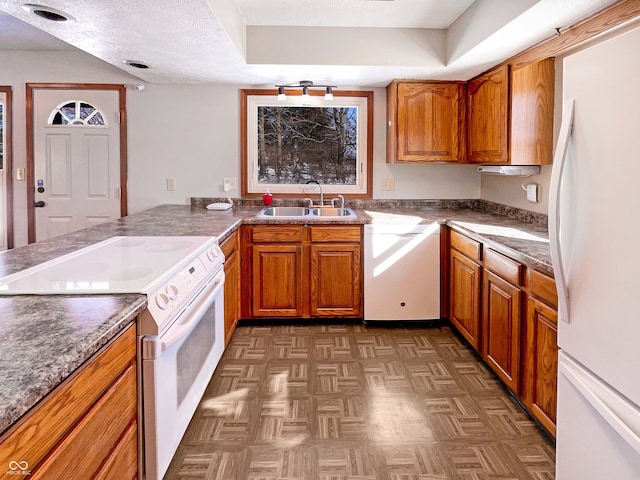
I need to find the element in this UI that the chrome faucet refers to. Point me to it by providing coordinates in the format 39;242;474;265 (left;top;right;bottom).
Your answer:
331;195;345;208
305;180;323;206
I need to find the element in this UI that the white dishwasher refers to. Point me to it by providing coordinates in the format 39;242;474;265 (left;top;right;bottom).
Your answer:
364;223;440;322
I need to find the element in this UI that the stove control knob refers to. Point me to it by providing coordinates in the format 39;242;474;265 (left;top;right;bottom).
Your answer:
155;292;170;310
166;283;179;300
207;247;219;262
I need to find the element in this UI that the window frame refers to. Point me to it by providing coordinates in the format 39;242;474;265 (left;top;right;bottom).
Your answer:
240;89;373;198
47;100;107;127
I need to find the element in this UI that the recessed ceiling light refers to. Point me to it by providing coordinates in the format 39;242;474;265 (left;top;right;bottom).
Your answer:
124;60;150;69
23;4;74;22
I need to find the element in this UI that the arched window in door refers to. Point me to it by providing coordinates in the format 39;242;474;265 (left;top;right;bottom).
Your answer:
48;100;107;126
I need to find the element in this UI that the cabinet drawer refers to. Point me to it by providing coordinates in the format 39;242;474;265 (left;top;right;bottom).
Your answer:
450;229;481;261
310;226;361;243
31;365;137;480
93;417;137;480
220;230;238;256
527;269;558;308
252;225;303;243
0;325;136;473
484;248;522;285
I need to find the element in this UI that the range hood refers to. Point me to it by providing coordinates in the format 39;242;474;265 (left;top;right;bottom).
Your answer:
477;165;541;176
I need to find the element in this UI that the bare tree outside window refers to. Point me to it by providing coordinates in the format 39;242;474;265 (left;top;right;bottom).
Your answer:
257;106;358;186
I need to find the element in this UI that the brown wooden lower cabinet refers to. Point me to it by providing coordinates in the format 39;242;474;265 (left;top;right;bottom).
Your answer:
310;243;361;316
221;231;241;343
523;293;559;436
0;324;137;479
482;270;521;393
244;224;362;319
447;227;559;437
449;248;481;350
252;243;304;317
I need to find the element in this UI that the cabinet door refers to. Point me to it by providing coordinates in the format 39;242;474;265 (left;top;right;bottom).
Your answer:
482;271;521;392
510;58;554;165
252;244;303;317
523;296;558;436
449;249;481;349
467;65;509;164
396;82;465;163
310;243;362;317
223;247;240;344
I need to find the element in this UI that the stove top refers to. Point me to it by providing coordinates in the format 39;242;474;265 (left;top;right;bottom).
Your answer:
0;236;223;295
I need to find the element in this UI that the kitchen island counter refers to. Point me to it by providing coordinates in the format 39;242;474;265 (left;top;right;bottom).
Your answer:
0;200;550;436
0;205;241;435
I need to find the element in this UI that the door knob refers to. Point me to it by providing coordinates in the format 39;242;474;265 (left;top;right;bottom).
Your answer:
34;201;46;208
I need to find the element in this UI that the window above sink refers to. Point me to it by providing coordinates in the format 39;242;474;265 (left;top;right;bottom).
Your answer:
241;89;373;198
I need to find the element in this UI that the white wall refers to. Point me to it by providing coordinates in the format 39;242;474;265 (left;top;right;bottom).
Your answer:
1;49;481;247
480;166;552;214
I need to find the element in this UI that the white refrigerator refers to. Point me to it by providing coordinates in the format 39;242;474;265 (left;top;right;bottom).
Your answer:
550;25;640;479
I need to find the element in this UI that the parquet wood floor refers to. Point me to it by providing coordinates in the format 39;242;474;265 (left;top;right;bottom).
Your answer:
164;323;555;480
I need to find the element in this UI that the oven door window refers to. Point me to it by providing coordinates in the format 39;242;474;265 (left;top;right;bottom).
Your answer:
177;301;216;405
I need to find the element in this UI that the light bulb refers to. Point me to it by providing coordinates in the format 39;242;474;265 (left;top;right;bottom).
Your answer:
324;87;334;100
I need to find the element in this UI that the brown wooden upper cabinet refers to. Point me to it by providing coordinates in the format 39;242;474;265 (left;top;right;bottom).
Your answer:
467;65;509;164
467;59;555;165
387;80;466;163
387;58;554;165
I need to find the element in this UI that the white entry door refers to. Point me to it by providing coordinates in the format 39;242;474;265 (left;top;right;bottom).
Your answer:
34;89;121;241
0;95;6;251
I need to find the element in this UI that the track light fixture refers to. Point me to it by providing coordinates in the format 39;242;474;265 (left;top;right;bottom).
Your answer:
274;80;338;100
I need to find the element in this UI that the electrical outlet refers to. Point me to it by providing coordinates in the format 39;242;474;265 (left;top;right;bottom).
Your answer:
382;178;395;191
525;183;539;203
166;178;176;191
223;177;237;192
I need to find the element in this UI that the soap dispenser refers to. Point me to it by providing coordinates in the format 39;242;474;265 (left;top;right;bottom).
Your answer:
263;190;273;206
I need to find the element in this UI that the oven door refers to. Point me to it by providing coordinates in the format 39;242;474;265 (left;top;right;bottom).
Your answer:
140;268;225;480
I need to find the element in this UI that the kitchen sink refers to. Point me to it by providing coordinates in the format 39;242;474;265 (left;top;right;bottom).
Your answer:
258;206;310;217
311;207;354;217
256;206;356;218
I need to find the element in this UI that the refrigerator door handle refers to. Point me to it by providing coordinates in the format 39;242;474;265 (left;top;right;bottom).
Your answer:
549;99;575;324
560;353;640;456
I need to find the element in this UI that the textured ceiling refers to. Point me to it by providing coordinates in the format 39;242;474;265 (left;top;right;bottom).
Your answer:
0;0;626;87
0;10;73;50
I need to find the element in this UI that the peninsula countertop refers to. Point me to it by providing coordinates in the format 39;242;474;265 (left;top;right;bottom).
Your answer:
0;200;551;435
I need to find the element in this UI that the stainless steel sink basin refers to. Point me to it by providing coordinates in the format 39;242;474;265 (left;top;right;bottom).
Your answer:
258;206;310;217
311;207;355;217
257;206;356;219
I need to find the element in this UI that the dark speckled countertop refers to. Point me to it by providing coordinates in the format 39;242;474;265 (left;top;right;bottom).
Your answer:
0;200;552;435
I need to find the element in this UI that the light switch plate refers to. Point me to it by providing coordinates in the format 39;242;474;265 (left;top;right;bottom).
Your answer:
166;178;176;191
382;178;395;191
223;177;237;192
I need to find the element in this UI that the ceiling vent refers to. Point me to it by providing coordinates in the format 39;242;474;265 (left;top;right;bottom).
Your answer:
23;4;74;22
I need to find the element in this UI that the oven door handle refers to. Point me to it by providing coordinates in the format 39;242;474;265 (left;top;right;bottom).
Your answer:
160;271;225;352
